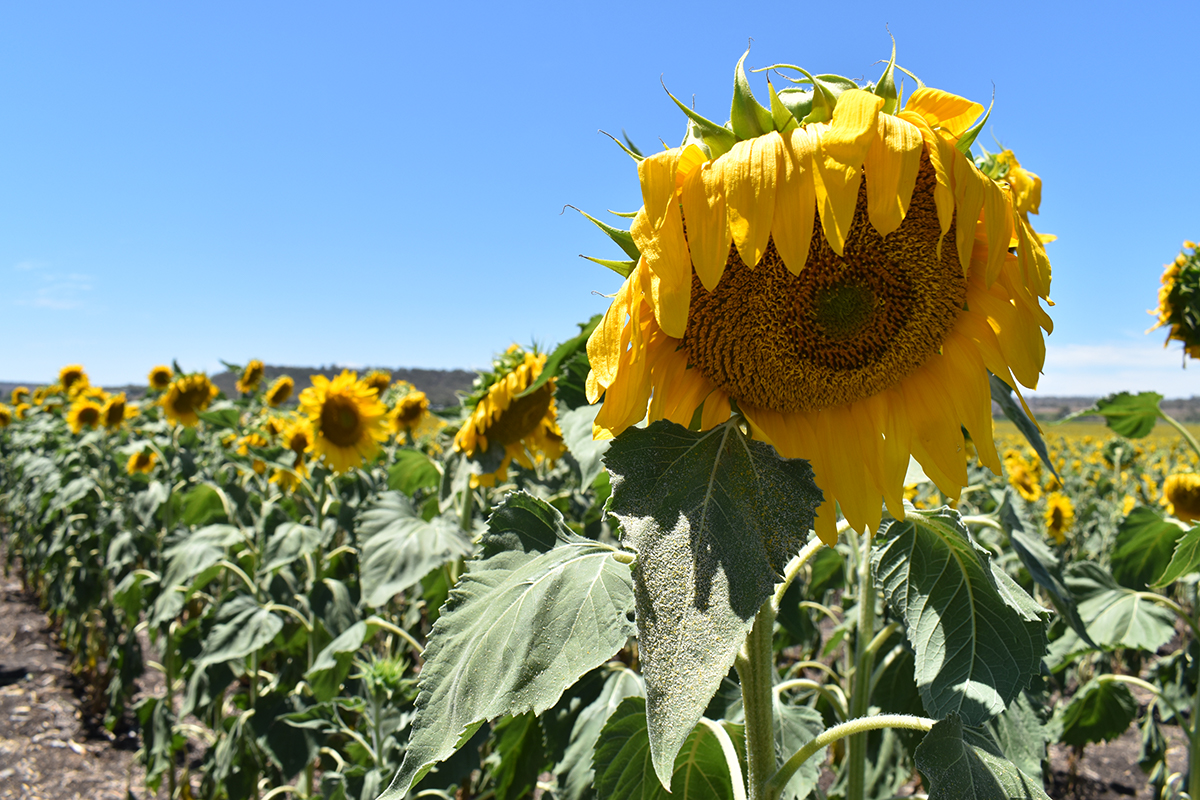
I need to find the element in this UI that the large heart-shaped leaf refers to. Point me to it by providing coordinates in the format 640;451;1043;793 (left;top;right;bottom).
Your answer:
914;715;1051;800
359;491;472;607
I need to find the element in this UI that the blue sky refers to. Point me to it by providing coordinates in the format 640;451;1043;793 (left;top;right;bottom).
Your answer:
3;2;1199;397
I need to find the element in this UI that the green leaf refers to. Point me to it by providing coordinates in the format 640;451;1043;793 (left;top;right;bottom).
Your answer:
914;715;1051;800
988;693;1051;783
1153;524;1200;586
379;492;636;800
1065;391;1163;438
387;450;441;496
556;668;645;800
1066;561;1177;652
261;522;323;574
359;491;473;607
197;406;242;430
989;373;1058;480
305;621;373;702
1112;507;1187;589
730;47;773;139
195;598;283;669
1059;678;1138;747
568;206;641;261
774;88;814;126
605;418;820;786
592;697;736;800
518;315;601;400
956;93;992;156
766;80;799;133
871;508;1046;726
150;524;245;626
179;484;229;527
774;701;825;800
491;712;550;800
559;403;611;487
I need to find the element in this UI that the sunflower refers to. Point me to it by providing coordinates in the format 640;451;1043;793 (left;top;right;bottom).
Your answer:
1149;241;1200;360
67;399;103;433
454;347;566;487
59;365;88;394
582;52;1053;544
0;404;11;428
1044;492;1074;544
101;393;128;431
126;449;158;475
236;359;266;394
363;370;393;396
236;432;269;475
1122;495;1137;516
271;420;313;491
32;386;51;405
147;365;174;391
14;403;31;420
265;375;295;407
260;414;287;439
162;374;219;427
299;371;388;474
389;384;445;442
10;386;29;405
1165;473;1200;524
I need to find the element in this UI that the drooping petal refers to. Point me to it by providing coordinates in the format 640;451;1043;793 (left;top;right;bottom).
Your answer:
903;87;984;139
772;126;818;275
632;149;692;338
811;124;861;257
981;180;1014;287
724;131;783;267
941;332;1002;475
897;111;955;247
951;149;987;276
699;387;732;429
586;262;640;393
681;157;731;291
863;112;923;237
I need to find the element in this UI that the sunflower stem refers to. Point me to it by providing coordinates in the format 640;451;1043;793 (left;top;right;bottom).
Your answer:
459;484;475;533
735;598;777;800
1160;409;1200;462
1189;581;1200;795
846;529;877;800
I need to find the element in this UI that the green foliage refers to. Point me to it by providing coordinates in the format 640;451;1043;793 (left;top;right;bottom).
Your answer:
358;491;472;607
1070;391;1164;438
1065;562;1177;653
556;668;645;800
1153;523;1200;586
914;715;1051;800
1059;678;1138;747
989;373;1059;479
386;449;440;496
1112;507;1187;589
605;418;821;785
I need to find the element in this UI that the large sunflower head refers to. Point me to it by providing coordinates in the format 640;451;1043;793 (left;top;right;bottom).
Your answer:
67;398;103;433
582;47;1054;544
1165;472;1200;524
162;374;219;427
1043;491;1074;544
363;370;393;396
10;386;29;405
265;375;295;407
147;365;174;392
58;364;88;394
236;359;266;394
298;370;389;474
454;346;565;487
101;392;128;430
1149;241;1200;360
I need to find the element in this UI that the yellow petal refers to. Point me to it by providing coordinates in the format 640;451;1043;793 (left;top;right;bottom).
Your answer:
594;306;655;436
700;388;732;429
863;112;923;238
586;262;640;391
773;127;818;275
1014;215;1052;299
632;150;692;338
981;181;1013;287
822;89;884;164
724;131;783;268
903;87;984;139
675;143;708;193
942;332;1001;475
681;157;731;291
898;110;955;249
951;149;986;276
811;122;861;258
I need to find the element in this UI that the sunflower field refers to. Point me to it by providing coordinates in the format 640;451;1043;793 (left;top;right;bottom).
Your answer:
5;46;1200;800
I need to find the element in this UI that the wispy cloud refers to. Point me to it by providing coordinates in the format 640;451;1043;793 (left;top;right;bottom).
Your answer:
14;271;94;310
1033;341;1200;398
13;260;44;271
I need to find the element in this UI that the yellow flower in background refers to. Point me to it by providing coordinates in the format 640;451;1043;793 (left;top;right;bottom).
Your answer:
1122;495;1137;516
101;393;128;431
162;374;219;427
32;386;50;405
1044;492;1075;544
271;420;313;491
583;59;1053;544
454;348;565;488
1007;461;1042;503
67;399;103;433
363;370;393;396
1150;241;1200;360
1165;473;1200;523
10;386;29;405
260;414;287;439
389;384;445;441
991;150;1042;217
14;403;31;420
59;365;88;395
265;375;294;407
236;359;266;394
299;370;388;474
148;365;174;391
0;404;11;427
126;449;158;475
237;432;269;475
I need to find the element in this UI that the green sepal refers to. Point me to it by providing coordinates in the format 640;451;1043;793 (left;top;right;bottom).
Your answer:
566;205;641;261
581;255;636;278
517;315;601;400
662;78;737;157
775;88;813;125
955;91;993;156
895;64;925;91
874;35;899;114
620;129;644;158
599;129;644;162
607;209;639;218
767;79;799;133
756;64;845;124
680;117;713;159
730;47;774;139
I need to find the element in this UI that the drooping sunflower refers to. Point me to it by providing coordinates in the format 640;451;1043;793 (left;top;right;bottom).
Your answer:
265;375;295;407
14;403;31;420
10;386;29;405
101;392;128;431
162;374;219;427
236;359;266;394
454;347;566;487
0;404;11;428
582;50;1053;544
1149;241;1200;360
299;370;389;474
32;386;51;405
1165;473;1200;524
67;398;103;433
148;365;174;391
271;419;313;491
126;449;158;475
59;364;88;395
363;370;393;396
1043;491;1074;544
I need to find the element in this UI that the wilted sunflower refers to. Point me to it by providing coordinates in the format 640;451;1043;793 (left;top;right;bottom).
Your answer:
59;364;88;395
583;50;1053;543
236;359;266;394
0;404;11;428
299;370;388;473
1149;241;1200;360
271;420;312;491
126;449;158;475
10;386;29;405
67;399;103;433
101;393;128;430
148;365;174;391
265;375;294;408
1043;492;1074;544
363;370;393;396
454;347;566;487
162;374;219;427
1165;473;1200;524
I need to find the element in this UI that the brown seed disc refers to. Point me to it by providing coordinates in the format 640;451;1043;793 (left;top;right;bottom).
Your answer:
484;383;554;447
320;395;364;447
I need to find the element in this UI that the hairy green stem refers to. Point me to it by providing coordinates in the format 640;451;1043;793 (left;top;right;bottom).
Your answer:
847;530;877;800
1160;410;1200;461
736;598;778;800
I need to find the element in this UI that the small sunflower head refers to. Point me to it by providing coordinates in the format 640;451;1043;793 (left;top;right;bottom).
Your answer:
148;365;174;392
260;414;287;439
13;403;31;420
58;365;88;394
1150;241;1200;360
0;404;11;428
363;370;393;396
265;375;295;407
298;371;389;474
67;399;104;433
162;374;219;427
101;393;128;430
10;386;30;405
1043;491;1075;544
1165;473;1200;523
236;359;266;394
126;449;158;475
